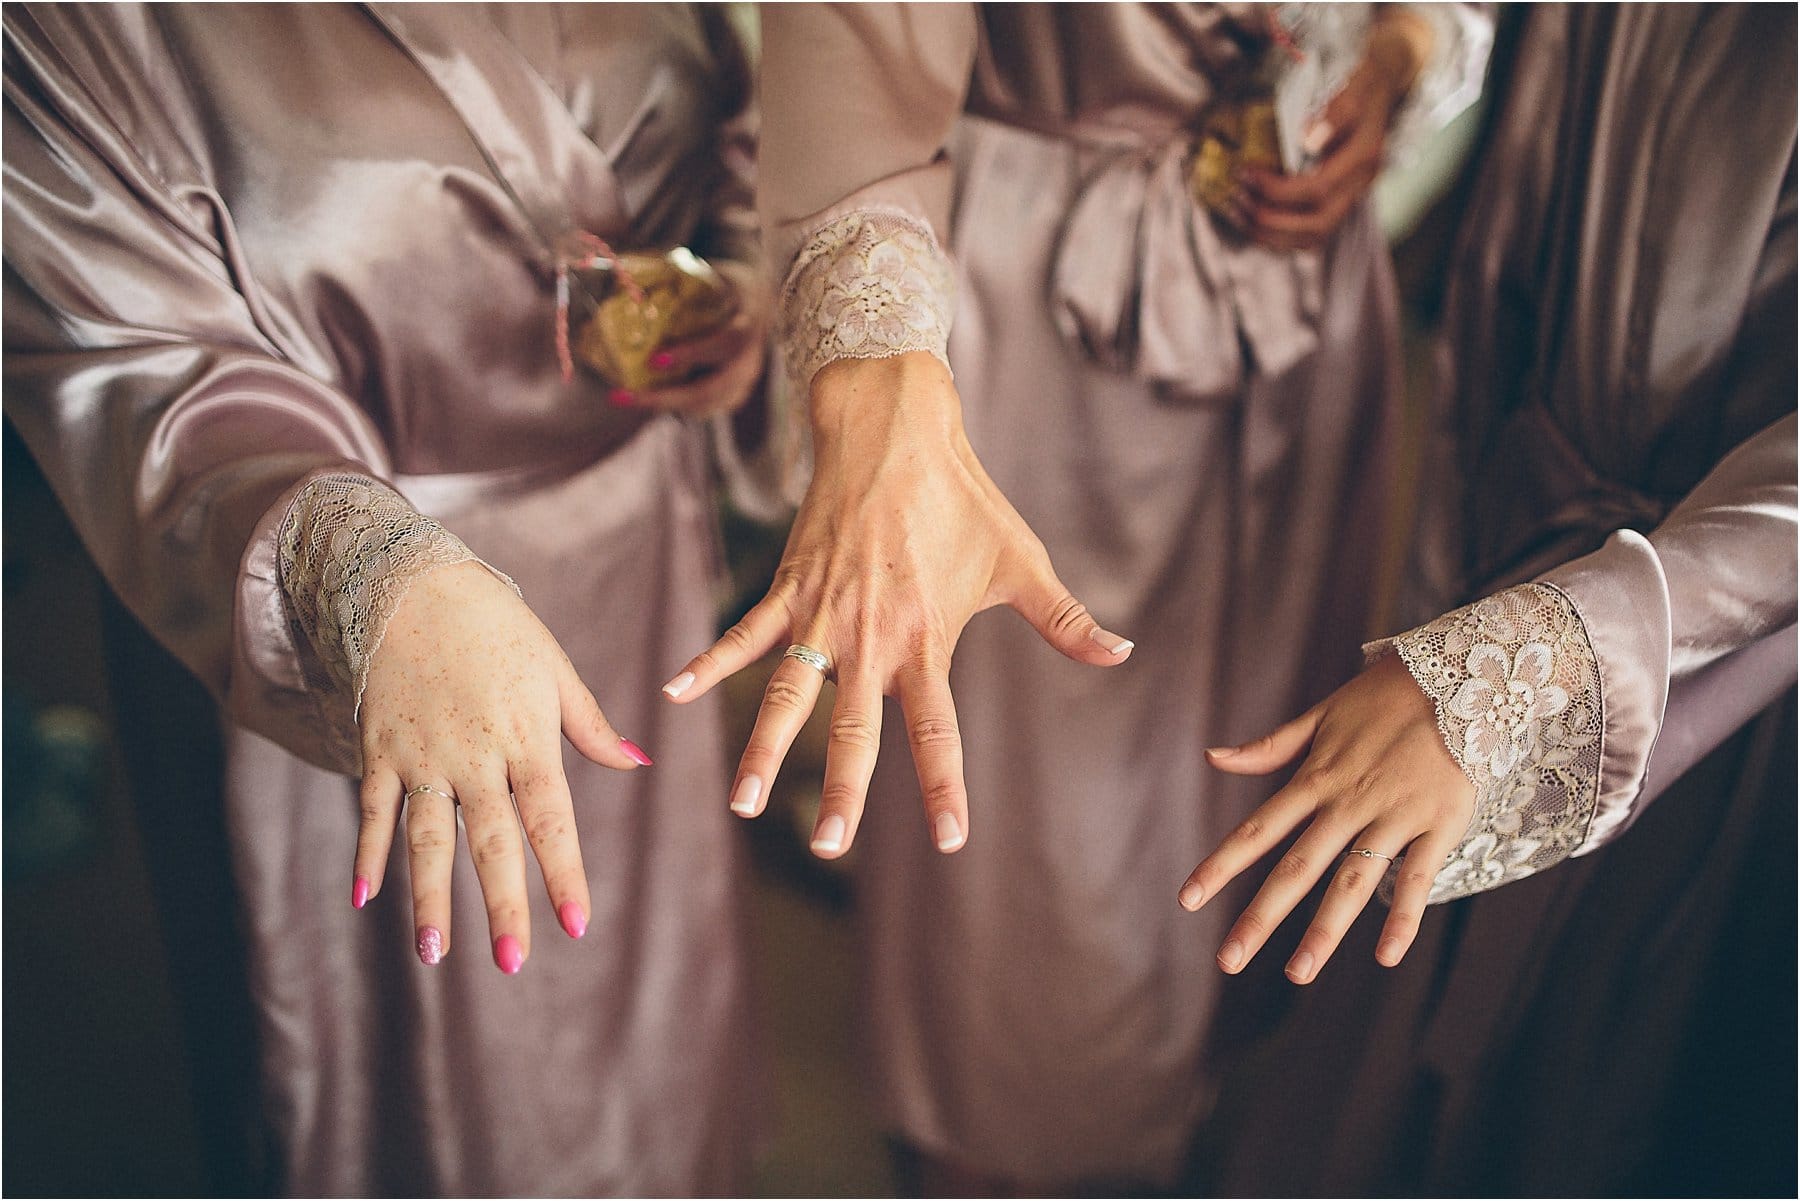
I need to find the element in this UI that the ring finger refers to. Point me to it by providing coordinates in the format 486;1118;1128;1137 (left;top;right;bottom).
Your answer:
1283;823;1411;985
405;779;459;966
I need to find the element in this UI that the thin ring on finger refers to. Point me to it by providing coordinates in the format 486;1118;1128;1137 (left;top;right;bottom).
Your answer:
1285;829;1409;985
406;782;457;806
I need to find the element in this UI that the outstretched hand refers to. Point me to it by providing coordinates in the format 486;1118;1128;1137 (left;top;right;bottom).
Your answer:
1179;652;1473;983
662;351;1134;859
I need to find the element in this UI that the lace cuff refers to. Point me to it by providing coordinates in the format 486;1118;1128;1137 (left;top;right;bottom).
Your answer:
776;206;956;396
1368;583;1605;903
276;473;514;719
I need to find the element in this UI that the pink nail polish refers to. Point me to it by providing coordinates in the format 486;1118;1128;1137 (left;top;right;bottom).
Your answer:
494;934;524;975
619;738;654;767
351;876;370;910
559;901;588;940
608;387;637;407
649;350;675;370
417;927;444;966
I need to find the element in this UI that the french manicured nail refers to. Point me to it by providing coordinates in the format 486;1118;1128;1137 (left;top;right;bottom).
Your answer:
1218;939;1245;972
731;775;763;817
811;813;847;855
351;876;370;910
558;901;588;940
619;738;653;767
1090;628;1134;656
649;350;675;370
1287;951;1315;983
1377;938;1405;966
662;671;696;700
416;926;444;966
1303;120;1335;156
608;388;637;407
1206;745;1238;759
934;812;965;852
493;934;524;975
1179;882;1206;911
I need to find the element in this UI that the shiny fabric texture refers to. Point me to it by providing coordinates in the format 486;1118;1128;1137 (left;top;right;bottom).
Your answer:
1202;6;1797;1193
759;3;1486;1185
4;5;761;1193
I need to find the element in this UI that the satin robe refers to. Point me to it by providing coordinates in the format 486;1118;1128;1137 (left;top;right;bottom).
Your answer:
759;5;1484;1183
1199;6;1797;1193
5;6;762;1194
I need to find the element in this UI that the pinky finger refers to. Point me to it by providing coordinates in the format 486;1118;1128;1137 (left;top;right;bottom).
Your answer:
1375;829;1456;967
662;590;793;704
353;765;403;908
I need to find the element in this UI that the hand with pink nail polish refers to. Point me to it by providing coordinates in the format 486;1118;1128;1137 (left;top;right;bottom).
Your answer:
663;351;1134;862
629;261;771;419
1233;8;1433;252
1177;653;1473;983
350;561;650;970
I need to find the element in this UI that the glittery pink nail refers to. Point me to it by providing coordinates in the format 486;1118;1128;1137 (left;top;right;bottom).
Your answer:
417;927;444;966
559;901;588;940
494;934;524;975
608;388;637;407
618;738;653;767
649;350;675;370
351;876;370;910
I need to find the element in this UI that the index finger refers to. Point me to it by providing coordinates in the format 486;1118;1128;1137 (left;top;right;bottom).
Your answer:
1177;777;1320;910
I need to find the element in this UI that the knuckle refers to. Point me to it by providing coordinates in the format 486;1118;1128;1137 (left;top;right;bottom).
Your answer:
1305;922;1337;945
1045;593;1090;636
761;677;812;715
907;715;961;752
1334;864;1368;894
1388;908;1422;932
718;621;756;652
1273;849;1312;882
522;810;570;847
827;711;880;752
1231;816;1267;847
471;828;519;867
406;823;452;856
359;800;392;827
817;782;864;813
921;779;965;811
1235;909;1269;939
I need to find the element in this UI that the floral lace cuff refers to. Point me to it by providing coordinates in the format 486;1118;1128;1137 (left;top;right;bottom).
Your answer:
776;206;957;396
1368;582;1605;902
276;473;514;719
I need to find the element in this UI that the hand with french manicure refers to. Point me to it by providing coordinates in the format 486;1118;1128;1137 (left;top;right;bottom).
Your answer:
661;351;1135;860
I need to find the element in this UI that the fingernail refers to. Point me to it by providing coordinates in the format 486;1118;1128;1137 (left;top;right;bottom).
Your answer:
1377;937;1405;966
811;813;847;855
608;387;637;407
1089;628;1134;656
934;812;965;852
558;901;588;940
1218;939;1245;971
1303;120;1335;156
1287;951;1315;983
619;737;654;767
493;934;524;975
662;671;696;700
416;926;444;966
649;350;675;370
351;876;370;910
1179;882;1206;911
1206;746;1238;759
730;775;763;817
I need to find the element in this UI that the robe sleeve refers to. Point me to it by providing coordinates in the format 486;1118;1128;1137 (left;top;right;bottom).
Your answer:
2;25;490;775
757;3;977;395
1374;413;1797;902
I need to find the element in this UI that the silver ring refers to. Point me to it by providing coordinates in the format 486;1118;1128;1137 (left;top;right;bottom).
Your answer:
782;643;833;677
1348;847;1395;865
405;783;457;805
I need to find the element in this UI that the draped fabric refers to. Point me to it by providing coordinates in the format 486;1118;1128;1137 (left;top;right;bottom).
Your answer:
1201;6;1797;1193
4;5;763;1192
759;4;1489;1184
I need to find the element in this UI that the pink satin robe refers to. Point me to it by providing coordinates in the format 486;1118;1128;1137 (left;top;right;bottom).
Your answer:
759;4;1486;1184
5;5;763;1193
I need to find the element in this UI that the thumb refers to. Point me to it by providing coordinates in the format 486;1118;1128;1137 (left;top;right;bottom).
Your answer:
1008;552;1135;668
1206;707;1321;775
557;656;651;771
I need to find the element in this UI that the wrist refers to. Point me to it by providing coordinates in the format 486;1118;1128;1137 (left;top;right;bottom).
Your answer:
1365;9;1434;104
808;351;967;449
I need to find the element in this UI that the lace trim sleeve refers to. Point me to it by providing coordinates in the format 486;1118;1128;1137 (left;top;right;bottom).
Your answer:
276;473;515;720
1367;582;1605;903
776;206;957;396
